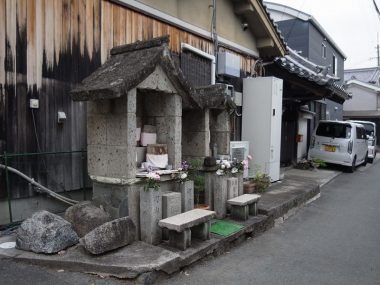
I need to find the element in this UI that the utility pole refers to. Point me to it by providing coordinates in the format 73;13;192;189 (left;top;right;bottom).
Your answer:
377;43;380;67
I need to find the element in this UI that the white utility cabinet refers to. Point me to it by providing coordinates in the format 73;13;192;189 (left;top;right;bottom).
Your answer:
242;77;283;182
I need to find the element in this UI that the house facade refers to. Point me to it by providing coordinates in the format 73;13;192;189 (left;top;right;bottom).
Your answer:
265;2;349;165
0;0;285;224
343;67;380;144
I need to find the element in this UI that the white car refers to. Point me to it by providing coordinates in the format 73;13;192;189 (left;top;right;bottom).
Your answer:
308;120;368;172
349;120;376;163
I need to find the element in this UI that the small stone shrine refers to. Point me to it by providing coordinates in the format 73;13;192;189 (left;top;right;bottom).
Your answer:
71;35;234;246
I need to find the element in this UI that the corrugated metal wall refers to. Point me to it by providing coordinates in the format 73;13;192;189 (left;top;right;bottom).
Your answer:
0;0;255;198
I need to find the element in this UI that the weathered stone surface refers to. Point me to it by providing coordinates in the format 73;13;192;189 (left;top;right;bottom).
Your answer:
16;210;79;254
80;216;136;255
174;180;194;212
140;188;162;245
213;175;228;219
158;209;215;232
204;172;214;210
227;178;239;211
64;201;112;237
162;192;182;240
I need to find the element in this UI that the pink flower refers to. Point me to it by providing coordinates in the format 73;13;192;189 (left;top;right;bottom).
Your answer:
247;155;252;160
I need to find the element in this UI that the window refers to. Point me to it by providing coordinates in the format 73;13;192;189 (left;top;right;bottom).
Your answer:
332;54;338;75
322;43;326;58
316;122;351;139
356;126;366;139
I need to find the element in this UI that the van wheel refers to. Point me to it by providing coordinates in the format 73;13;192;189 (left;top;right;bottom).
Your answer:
362;152;368;167
347;156;356;173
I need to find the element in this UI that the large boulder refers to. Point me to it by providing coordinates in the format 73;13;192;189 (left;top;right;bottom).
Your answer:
16;210;79;254
80;216;136;255
64;201;112;237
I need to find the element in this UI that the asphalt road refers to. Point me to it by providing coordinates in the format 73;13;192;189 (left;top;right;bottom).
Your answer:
164;162;380;285
1;162;379;285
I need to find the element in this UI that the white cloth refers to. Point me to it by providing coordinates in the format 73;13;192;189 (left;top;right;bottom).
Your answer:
146;154;168;169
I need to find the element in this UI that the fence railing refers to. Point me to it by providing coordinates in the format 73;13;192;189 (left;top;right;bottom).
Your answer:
0;150;88;224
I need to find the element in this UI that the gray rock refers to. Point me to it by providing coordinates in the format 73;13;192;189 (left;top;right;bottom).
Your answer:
16;210;79;254
80;216;136;255
64;201;112;237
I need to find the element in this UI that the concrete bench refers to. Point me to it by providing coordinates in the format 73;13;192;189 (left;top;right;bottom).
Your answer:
227;194;261;221
158;209;216;250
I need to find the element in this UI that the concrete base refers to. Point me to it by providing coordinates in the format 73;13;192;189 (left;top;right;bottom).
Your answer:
249;202;258;216
192;221;211;241
231;205;249;221
168;229;191;251
0;169;326;283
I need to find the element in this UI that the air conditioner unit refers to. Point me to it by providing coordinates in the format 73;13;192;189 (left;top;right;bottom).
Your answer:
218;52;240;78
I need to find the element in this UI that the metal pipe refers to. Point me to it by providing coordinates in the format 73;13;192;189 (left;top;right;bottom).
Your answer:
181;43;216;84
0;163;78;205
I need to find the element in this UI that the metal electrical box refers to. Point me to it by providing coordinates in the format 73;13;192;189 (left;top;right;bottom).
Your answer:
217;52;240;77
242;77;283;182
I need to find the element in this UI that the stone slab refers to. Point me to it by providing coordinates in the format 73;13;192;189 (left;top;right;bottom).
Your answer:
158;209;216;232
213;175;228;219
162;192;182;218
258;177;320;219
227;194;261;206
174;181;194;212
140;189;162;245
0;237;180;279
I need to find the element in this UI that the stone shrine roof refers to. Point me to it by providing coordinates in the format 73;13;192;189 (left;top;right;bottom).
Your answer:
71;35;232;110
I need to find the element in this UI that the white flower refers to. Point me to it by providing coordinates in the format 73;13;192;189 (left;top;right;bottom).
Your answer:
221;164;226;169
216;169;224;175
177;168;183;171
224;161;231;169
180;173;187;180
231;167;238;174
147;172;160;180
247;155;252;160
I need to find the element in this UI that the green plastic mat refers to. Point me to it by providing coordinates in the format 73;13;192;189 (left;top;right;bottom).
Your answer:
210;220;244;237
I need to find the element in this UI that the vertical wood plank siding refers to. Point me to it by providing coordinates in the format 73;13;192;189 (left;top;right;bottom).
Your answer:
0;0;255;198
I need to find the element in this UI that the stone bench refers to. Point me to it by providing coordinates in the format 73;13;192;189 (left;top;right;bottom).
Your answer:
158;209;216;250
227;194;261;221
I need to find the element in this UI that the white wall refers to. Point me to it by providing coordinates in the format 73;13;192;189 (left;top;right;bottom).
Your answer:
343;85;379;111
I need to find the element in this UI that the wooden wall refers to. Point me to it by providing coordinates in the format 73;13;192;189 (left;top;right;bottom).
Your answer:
0;0;256;199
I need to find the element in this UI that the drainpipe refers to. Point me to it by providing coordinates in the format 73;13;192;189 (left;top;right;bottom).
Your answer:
181;43;216;84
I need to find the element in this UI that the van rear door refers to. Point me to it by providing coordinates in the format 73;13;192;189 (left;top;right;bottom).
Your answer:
315;122;352;153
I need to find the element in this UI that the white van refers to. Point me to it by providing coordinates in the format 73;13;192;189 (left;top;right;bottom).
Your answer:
308;120;368;172
349;120;376;163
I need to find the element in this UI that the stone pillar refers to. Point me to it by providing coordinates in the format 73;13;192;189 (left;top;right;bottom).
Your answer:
210;110;231;156
235;173;244;196
174;180;194;212
227;177;238;211
140;188;162;245
182;109;211;160
204;172;214;210
213;175;228;219
128;185;142;240
162;192;181;239
87;90;137;180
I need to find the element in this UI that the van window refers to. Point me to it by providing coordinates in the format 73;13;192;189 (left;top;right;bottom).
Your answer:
316;122;351;139
360;123;374;136
356;127;366;139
